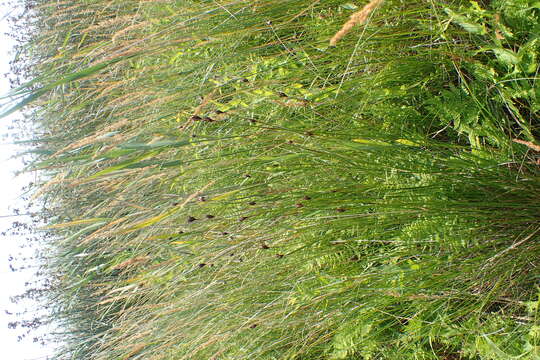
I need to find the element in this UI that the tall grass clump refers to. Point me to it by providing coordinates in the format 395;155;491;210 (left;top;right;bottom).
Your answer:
3;0;539;359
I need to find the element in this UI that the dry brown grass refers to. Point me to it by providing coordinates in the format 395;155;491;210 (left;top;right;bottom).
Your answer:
513;138;540;152
112;256;151;271
82;15;137;34
52;118;131;157
329;0;385;46
112;21;151;43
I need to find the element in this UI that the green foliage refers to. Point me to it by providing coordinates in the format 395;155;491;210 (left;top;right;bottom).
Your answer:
5;0;540;359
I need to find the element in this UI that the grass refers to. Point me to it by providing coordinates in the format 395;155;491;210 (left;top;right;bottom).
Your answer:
2;0;539;359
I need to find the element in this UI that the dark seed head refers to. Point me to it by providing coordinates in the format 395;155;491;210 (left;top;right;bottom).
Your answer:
215;110;225;114
221;232;229;235
187;216;198;223
336;208;346;213
239;216;248;222
276;254;284;259
303;196;311;201
191;115;202;121
241;78;250;83
244;174;251;178
198;263;206;268
249;119;257;124
306;131;314;136
295;203;304;208
248;201;257;206
203;117;214;122
278;92;288;98
206;214;215;219
261;244;270;249
172;202;179;206
250;324;258;329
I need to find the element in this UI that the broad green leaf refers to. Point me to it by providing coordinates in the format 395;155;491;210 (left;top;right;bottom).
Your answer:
0;56;136;118
124;159;182;169
340;3;358;10
445;8;486;35
352;138;391;146
123;205;181;233
118;139;191;150
59;222;108;245
492;48;520;66
88;152;157;179
0;91;42;118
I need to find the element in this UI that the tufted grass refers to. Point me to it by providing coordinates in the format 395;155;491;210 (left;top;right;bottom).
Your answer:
3;0;539;359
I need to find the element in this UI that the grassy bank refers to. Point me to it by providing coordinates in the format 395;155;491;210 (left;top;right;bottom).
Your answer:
4;0;540;359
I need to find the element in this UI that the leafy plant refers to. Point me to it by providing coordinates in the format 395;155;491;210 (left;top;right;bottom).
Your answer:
3;0;539;359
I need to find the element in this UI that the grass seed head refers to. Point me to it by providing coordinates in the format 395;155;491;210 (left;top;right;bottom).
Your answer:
330;0;385;46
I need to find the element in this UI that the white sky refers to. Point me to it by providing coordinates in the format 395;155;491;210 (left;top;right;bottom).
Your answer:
0;4;55;360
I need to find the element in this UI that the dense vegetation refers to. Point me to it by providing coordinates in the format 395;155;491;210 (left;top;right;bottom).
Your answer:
3;0;540;359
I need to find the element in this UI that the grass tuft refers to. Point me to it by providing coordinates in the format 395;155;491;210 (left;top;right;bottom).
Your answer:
3;0;539;359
